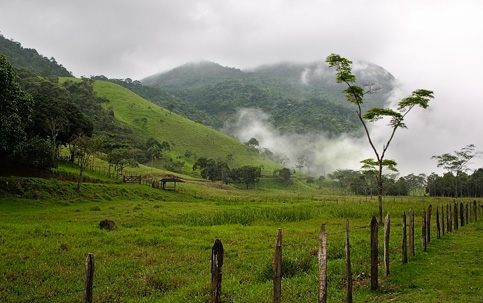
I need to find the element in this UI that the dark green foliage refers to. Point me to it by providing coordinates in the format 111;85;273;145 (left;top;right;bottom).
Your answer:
277;167;292;186
0;35;71;77
0;55;34;158
233;165;262;189
16;136;55;169
192;157;231;183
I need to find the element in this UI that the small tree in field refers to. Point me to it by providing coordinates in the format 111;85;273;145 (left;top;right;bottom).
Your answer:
326;54;434;223
73;135;98;191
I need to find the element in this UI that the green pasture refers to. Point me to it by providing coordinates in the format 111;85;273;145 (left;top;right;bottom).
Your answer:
0;181;481;302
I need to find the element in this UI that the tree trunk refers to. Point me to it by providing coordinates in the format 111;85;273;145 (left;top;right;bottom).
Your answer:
377;177;383;224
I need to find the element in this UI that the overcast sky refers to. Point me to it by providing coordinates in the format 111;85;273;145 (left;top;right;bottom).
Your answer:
1;0;482;175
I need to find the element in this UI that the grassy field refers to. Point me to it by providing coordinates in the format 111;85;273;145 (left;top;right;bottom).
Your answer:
1;178;481;302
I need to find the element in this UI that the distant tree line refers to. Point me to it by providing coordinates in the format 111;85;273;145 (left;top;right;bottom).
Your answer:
327;166;483;198
192;157;262;189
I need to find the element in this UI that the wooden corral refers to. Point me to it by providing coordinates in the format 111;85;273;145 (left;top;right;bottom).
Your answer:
123;175;141;184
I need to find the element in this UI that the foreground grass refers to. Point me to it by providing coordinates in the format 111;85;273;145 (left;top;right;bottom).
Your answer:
0;181;481;302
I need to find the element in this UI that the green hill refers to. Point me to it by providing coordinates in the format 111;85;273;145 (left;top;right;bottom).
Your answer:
85;79;281;175
142;60;395;135
0;34;71;77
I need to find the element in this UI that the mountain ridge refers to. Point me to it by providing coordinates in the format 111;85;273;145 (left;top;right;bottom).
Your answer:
141;59;396;136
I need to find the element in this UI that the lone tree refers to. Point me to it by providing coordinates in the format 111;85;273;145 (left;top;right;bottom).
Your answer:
431;144;481;197
326;54;434;223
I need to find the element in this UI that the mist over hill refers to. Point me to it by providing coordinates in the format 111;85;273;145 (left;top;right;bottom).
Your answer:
142;60;396;135
140;60;398;176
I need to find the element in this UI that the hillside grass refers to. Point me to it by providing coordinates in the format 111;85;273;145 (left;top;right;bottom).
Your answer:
70;78;281;175
1;179;481;302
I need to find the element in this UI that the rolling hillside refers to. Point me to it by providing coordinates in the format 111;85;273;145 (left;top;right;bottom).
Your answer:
86;79;281;175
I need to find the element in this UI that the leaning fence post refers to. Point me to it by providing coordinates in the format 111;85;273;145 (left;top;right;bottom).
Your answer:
273;228;282;303
83;253;95;303
318;224;328;303
402;212;407;264
422;209;427;252
383;213;390;277
370;216;378;290
211;239;224;303
436;205;441;239
409;208;415;257
345;219;352;303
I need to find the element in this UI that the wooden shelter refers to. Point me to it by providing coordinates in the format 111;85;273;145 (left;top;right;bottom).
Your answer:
160;175;185;191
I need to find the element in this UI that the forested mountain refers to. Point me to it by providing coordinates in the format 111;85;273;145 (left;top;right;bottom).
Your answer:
0;34;71;77
142;60;396;136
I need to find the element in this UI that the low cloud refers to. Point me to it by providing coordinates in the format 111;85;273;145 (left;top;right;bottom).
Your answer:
222;74;475;178
223;108;373;177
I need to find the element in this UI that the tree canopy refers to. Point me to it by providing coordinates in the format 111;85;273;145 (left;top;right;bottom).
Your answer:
0;54;34;159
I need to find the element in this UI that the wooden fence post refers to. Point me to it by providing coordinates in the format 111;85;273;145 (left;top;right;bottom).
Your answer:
427;205;432;243
474;200;478;222
460;202;464;227
83;253;95;303
479;202;482;220
466;202;469;224
383;213;390;277
273;228;282;303
441;205;445;236
436;205;441;239
448;203;452;232
409;208;415;257
454;202;458;230
318;224;328;303
402;212;407;264
421;209;427;252
370;216;378;290
345;219;352;303
211;239;224;303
